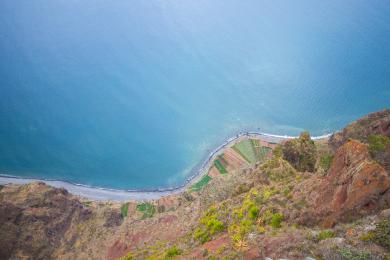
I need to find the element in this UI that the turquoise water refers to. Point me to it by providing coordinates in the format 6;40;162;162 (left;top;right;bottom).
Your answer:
0;0;389;190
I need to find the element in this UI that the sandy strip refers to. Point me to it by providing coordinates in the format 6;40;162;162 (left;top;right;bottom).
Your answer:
0;131;331;201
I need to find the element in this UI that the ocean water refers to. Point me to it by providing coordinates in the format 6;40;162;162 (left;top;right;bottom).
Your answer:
0;0;389;190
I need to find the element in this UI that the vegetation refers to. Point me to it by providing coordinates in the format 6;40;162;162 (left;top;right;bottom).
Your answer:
194;206;225;243
281;131;317;172
233;139;257;163
317;230;335;241
251;139;272;162
368;134;390;155
338;247;371;260
372;219;390;249
191;175;212;191
121;202;130;218
269;213;284;228
214;159;227;174
164;245;182;259
320;153;333;172
136;202;156;219
261;209;284;229
368;135;390;167
261;157;296;182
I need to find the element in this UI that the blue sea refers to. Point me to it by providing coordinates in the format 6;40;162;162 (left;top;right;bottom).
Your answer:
0;0;389;190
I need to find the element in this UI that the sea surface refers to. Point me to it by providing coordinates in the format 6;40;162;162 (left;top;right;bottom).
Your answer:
0;0;389;190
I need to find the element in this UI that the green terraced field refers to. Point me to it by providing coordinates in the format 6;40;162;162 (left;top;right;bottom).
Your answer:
214;159;227;174
233;139;272;163
190;175;212;191
233;139;257;163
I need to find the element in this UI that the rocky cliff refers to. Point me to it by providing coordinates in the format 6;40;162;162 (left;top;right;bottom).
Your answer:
1;109;390;259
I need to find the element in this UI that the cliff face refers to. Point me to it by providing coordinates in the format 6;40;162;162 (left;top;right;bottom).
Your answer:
313;140;390;226
0;183;92;259
0;109;390;260
329;109;390;150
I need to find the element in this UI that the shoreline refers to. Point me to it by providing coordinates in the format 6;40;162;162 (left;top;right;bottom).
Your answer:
0;131;332;201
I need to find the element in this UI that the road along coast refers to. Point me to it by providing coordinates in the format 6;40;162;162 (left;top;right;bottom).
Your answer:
0;131;331;201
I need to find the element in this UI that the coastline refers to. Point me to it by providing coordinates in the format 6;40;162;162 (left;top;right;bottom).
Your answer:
0;131;332;201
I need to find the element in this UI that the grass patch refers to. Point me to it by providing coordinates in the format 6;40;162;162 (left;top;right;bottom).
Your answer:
317;230;335;241
121;202;130;218
136;202;156;219
214;159;227;174
164;245;182;259
368;134;390;155
191;175;212;191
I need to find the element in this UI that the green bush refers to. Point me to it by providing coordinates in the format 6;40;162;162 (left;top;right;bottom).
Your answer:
194;228;211;243
317;230;335;241
338;247;371;260
248;205;260;220
194;206;225;243
121;202;130;218
282;131;317;172
372;219;390;249
164;245;182;259
206;218;224;235
320;153;333;172
270;213;284;228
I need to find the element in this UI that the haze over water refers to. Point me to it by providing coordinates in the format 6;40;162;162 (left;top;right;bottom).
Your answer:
0;0;390;190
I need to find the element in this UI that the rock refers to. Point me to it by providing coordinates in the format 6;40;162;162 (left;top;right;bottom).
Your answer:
314;140;390;224
0;182;94;259
329;109;390;150
379;208;390;219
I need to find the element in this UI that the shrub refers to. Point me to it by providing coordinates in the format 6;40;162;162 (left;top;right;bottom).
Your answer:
248;205;260;220
282;131;317;172
270;213;284;228
372;219;390;249
317;230;335;241
164;245;182;259
320;153;333;172
121;202;130;218
338;247;371;260
206;218;224;235
194;228;210;243
195;205;225;243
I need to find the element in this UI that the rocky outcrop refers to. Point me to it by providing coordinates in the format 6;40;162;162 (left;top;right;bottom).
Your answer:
329;109;390;150
0;182;92;259
314;140;390;227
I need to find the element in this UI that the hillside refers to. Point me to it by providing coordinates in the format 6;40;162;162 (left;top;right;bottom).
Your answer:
1;109;390;260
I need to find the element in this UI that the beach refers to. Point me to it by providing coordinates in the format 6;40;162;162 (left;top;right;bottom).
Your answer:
0;131;331;201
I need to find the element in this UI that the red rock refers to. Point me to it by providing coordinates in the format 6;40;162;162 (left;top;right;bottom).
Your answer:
314;140;390;224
